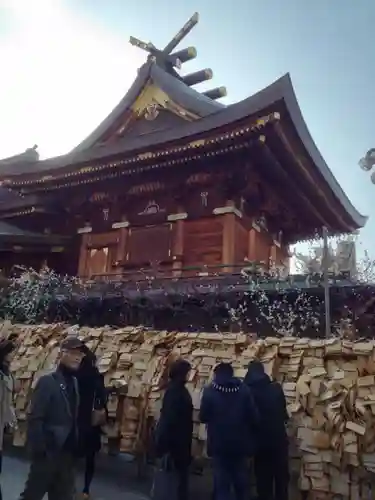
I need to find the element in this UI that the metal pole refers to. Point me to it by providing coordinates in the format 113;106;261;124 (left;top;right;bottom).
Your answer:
322;226;331;338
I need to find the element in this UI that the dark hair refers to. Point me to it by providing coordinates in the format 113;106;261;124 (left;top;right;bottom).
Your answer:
78;346;96;372
244;359;267;385
214;362;233;378
0;339;16;374
80;343;89;354
247;360;265;375
169;359;191;381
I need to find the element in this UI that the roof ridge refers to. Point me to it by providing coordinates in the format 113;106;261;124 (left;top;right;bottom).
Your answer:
0;147;39;167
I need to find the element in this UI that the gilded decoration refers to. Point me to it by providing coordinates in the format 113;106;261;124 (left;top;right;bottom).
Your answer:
200;191;208;207
127;181;164;195
102;208;110;221
131;84;169;119
144;103;159;121
187;172;211;185
90;192;109;202
188;139;206;148
136;151;154;161
138;201;165;216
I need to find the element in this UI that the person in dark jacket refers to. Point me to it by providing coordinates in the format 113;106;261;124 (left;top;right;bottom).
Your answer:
0;338;17;500
19;337;85;500
244;360;289;500
155;358;193;500
200;363;259;500
76;345;107;499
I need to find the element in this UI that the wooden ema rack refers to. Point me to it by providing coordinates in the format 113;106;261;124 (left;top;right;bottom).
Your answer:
1;321;375;500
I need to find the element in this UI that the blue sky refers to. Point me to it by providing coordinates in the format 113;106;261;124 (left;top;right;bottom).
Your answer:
0;0;374;255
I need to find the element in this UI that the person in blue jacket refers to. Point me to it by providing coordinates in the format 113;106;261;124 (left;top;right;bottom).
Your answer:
200;363;259;500
244;360;289;500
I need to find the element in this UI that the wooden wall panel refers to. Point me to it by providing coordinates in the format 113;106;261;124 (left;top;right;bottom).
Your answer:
125;224;172;265
235;221;248;265
79;231;120;278
184;218;223;268
87;231;119;248
86;247;110;277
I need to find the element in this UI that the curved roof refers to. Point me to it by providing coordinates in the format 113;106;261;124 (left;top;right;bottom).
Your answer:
0;73;366;229
0;187;25;205
0;148;39;176
0;220;66;245
76;72;364;229
71;60;224;155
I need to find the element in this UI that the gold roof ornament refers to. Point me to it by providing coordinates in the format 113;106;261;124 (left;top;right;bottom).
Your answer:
144;103;159;121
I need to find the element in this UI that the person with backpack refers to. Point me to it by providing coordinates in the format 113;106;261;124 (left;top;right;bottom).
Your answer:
244;360;289;500
200;363;259;500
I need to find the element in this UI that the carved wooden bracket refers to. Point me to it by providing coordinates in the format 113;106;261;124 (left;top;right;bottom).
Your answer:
213;206;243;218
186;172;212;185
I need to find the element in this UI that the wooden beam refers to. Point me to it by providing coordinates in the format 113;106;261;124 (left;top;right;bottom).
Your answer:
172;217;185;277
270;244;277;266
116;225;129;264
78;234;89;277
248;228;257;262
222;201;236;272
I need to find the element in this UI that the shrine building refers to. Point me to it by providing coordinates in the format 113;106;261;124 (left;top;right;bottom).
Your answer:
0;13;366;279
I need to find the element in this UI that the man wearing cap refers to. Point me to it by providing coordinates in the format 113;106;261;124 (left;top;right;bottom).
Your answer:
19;337;85;500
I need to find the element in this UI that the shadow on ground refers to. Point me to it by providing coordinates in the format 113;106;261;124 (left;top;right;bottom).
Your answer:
4;445;301;500
3;445;215;500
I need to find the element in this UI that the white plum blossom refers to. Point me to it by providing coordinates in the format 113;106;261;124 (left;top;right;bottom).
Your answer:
1;268;79;324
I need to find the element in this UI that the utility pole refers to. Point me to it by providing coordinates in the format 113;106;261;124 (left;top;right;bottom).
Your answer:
322;226;331;338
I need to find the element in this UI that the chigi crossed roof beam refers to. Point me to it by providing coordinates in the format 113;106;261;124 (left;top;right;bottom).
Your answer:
129;12;199;73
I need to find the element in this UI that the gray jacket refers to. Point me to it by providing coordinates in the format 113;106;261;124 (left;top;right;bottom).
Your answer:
27;368;79;456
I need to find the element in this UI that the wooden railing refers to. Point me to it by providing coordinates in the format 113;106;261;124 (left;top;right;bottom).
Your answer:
83;262;255;284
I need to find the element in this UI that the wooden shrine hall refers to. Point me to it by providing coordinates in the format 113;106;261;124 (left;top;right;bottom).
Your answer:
0;13;366;281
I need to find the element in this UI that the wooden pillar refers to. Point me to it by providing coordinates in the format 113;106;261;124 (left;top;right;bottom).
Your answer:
172;220;184;277
112;219;129;265
116;227;129;262
248;228;257;262
222;204;236;273
78;234;90;277
270;244;277;269
168;211;187;278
